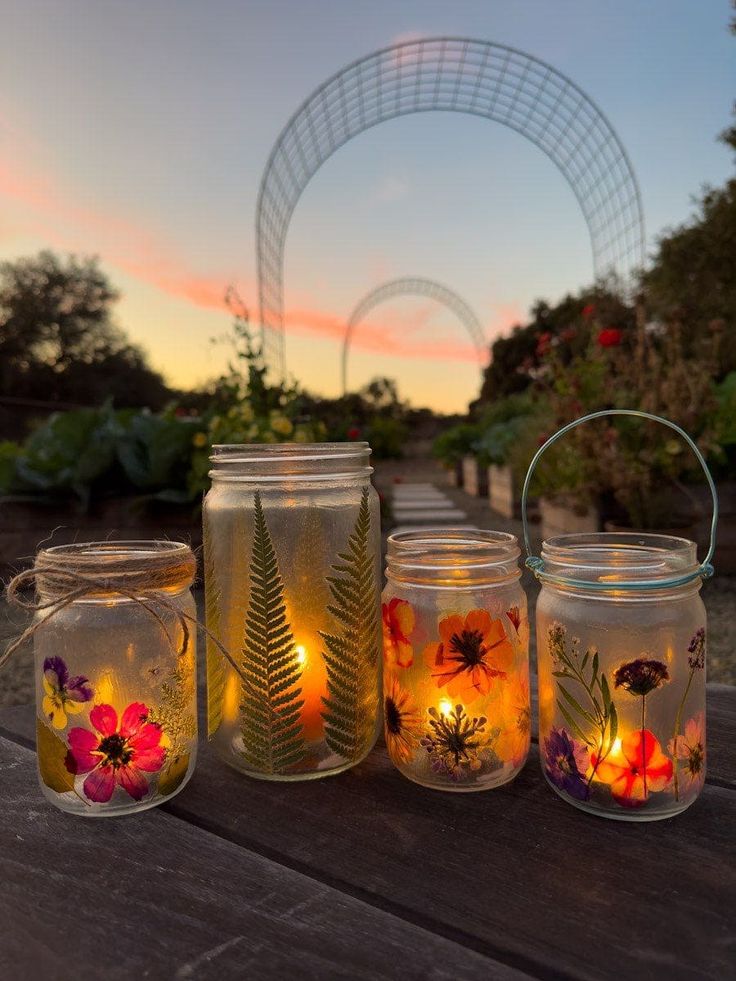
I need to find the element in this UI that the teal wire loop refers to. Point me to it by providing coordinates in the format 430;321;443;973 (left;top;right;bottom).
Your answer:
520;409;719;590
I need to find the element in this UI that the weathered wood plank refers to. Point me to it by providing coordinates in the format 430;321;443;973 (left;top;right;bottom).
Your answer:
2;687;734;980
0;735;530;981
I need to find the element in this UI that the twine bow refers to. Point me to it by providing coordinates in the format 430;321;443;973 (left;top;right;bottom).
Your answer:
1;546;250;694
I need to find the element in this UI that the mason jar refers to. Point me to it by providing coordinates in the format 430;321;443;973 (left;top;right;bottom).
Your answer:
536;533;707;821
382;529;530;792
33;541;197;817
203;442;382;780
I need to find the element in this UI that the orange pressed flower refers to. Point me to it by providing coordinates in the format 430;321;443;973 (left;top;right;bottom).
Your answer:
495;669;531;768
383;675;422;763
382;598;415;668
424;609;514;705
592;729;673;806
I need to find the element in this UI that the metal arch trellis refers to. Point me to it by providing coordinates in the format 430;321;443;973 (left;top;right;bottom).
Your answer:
341;277;486;395
256;36;646;377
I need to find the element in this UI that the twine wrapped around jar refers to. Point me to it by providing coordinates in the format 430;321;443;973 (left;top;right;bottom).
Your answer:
1;542;246;689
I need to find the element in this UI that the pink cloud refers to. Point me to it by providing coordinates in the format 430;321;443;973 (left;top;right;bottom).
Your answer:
0;104;519;365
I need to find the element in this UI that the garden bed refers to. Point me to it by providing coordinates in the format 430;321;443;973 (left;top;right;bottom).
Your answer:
0;497;202;577
461;455;488;497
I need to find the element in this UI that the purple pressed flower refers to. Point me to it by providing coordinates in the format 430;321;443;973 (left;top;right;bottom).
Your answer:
42;656;93;730
614;658;669;697
687;628;706;671
544;727;590;800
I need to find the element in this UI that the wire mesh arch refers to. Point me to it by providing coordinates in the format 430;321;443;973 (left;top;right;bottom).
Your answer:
257;36;646;376
342;277;486;394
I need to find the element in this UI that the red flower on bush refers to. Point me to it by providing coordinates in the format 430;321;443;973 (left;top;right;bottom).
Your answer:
347;426;361;440
597;328;623;348
536;332;552;357
582;303;596;320
561;327;577;343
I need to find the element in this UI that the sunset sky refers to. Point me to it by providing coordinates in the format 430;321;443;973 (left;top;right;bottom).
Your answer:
1;1;733;412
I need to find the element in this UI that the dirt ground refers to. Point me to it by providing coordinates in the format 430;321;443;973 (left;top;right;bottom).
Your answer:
1;452;733;707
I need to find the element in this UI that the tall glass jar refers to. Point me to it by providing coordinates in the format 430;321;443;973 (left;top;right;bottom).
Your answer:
536;533;707;821
382;529;530;792
32;541;197;817
203;443;382;781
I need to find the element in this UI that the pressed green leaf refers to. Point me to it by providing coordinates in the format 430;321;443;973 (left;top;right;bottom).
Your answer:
558;684;598;727
158;752;191;796
36;719;76;794
591;652;599;684
608;701;618;749
240;491;305;774
319;488;380;761
581;651;589;671
600;672;611;711
557;700;594;746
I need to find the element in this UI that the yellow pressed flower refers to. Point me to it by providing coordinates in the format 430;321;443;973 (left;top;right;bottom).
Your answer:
192;432;208;448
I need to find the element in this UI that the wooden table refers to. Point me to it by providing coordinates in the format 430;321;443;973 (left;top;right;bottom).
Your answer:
1;686;734;980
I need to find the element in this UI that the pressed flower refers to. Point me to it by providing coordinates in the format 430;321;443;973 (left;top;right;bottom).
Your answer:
669;712;706;790
687;628;706;671
425;610;514;704
65;702;165;803
614;658;670;697
543;727;590;801
592;729;673;806
496;670;531;768
382;598;415;668
547;622;568;663
505;605;529;649
383;676;422;763
420;704;487;778
42;656;93;729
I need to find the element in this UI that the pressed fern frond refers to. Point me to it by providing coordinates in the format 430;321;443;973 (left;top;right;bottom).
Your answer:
240;491;305;773
320;487;380;761
203;512;226;737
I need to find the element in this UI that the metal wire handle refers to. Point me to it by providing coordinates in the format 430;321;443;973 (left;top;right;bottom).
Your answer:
521;409;718;589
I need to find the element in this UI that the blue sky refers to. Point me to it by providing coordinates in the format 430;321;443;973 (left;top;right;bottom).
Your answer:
1;1;733;411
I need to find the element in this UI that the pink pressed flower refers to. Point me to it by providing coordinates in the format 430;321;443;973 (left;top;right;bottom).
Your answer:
669;712;706;790
66;702;165;803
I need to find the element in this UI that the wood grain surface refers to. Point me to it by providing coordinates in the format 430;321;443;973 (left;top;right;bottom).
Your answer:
1;685;734;980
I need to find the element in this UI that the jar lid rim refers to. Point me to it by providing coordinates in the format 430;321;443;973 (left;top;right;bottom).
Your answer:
535;531;704;590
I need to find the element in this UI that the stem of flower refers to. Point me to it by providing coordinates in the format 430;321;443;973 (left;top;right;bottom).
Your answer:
672;666;695;802
641;694;647;799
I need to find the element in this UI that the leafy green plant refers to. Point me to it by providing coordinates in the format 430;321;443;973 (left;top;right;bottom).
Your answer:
365;415;407;459
320;488;380;761
240;491;305;773
432;423;480;467
15;404;122;506
116;410;198;492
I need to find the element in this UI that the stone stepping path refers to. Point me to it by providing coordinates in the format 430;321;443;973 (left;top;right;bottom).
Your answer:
389;481;468;531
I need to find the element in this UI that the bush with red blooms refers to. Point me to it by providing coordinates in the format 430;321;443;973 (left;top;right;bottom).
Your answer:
597;328;623;348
